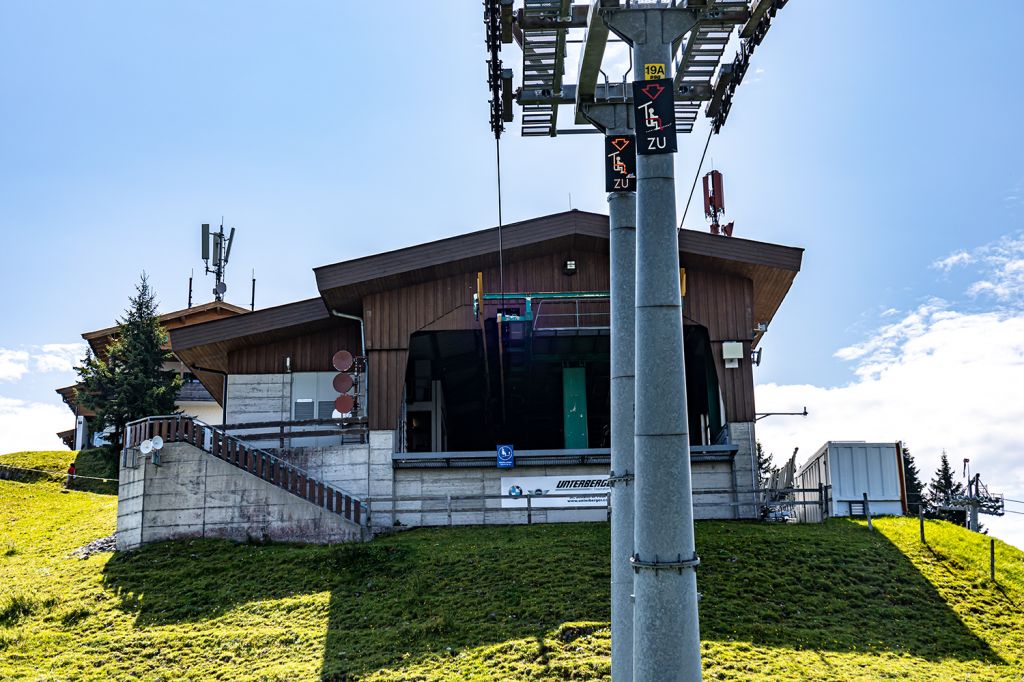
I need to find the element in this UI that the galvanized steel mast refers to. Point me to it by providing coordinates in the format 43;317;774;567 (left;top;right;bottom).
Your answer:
484;1;783;678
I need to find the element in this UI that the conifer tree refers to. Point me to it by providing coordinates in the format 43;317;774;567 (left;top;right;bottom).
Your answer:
926;451;966;525
901;444;925;515
76;274;181;449
756;440;776;490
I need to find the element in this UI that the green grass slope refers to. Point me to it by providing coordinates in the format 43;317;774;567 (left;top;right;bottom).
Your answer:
1;451;1023;681
0;447;118;494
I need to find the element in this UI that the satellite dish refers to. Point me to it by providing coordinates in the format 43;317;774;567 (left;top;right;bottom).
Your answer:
215;281;228;295
151;435;164;451
334;395;355;414
332;350;354;372
140;439;153;454
332;373;354;393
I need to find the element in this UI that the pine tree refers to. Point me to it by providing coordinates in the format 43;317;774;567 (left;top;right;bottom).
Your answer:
926;451;966;525
755;440;777;490
901;445;925;516
76;274;181;449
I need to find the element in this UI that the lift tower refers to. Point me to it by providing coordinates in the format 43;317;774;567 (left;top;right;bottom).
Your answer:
484;2;787;679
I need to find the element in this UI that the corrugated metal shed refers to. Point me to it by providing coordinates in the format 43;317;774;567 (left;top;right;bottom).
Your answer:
794;441;907;522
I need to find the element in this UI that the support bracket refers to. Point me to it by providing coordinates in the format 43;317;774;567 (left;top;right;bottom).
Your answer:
608;469;635;486
630;553;701;574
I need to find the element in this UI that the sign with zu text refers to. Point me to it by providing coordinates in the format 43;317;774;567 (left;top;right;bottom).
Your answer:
604;135;636;193
632;77;676;155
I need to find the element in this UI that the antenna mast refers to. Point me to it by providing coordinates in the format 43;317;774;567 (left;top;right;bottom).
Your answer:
200;221;236;302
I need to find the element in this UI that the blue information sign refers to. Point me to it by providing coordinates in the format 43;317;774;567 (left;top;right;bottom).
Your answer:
496;444;515;468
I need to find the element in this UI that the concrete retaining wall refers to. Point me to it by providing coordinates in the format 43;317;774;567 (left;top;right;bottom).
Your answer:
728;421;759;519
116;442;363;551
371;454;742;529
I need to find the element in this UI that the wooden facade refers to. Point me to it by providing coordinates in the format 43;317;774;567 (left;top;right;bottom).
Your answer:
364;242;611;430
227;324;362;374
170;211;802;434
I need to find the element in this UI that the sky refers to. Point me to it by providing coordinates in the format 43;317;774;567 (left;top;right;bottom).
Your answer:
1;2;1023;545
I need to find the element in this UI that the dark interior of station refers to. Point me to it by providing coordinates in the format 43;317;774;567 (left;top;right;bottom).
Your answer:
403;307;725;453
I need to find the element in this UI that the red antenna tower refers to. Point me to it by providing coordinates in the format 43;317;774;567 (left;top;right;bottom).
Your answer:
702;170;734;237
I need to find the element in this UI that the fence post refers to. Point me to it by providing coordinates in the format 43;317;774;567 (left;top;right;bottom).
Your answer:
817;483;825;522
919;506;925;544
863;492;873;531
446;495;452;527
990;538;996;582
527;495;533;525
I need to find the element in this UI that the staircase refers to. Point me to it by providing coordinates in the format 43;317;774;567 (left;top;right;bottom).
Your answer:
124;415;365;527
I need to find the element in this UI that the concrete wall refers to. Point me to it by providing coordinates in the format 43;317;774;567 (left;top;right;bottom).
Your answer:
691;459;740;520
728;421;759;519
372;456;740;529
225;374;290;424
116;442;362;551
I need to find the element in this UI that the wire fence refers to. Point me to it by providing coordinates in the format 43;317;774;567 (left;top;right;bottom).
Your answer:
0;464;118;483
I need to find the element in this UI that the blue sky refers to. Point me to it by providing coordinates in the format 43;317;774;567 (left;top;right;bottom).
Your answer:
1;2;1023;543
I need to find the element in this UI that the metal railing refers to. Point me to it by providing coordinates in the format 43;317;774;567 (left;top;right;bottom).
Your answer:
533;297;610;332
124;415;366;526
220;417;369;449
364;486;831;528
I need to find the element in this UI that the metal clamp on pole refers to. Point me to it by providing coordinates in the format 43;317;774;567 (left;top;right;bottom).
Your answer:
608;469;636;487
630;553;701;575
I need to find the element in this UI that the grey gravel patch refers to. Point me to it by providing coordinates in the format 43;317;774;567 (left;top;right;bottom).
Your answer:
71;535;116;559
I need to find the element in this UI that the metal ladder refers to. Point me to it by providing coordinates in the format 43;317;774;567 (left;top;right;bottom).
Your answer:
673;21;734;133
520;0;570;137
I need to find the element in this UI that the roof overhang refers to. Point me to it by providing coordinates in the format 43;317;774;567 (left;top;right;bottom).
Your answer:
314;211;611;311
83;300;251;358
314;210;802;341
170;298;335;404
170;210;803;404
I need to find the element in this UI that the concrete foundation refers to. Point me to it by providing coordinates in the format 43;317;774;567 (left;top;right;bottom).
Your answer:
116;442;362;551
116;423;758;547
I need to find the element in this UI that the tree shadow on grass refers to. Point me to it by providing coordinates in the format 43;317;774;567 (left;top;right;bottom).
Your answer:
697;518;1004;665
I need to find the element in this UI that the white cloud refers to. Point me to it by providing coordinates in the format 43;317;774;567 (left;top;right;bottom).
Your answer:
0;396;69;455
934;233;1024;301
0;350;31;382
0;343;85;382
33;343;86;373
757;305;1024;550
932;250;972;271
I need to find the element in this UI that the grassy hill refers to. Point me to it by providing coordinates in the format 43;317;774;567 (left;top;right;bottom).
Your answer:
1;451;1023;681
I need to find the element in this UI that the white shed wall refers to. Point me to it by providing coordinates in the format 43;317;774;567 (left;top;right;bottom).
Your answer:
794;441;905;521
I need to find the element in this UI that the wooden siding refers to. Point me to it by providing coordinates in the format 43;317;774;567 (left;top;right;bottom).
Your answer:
683;268;756;422
227;323;363;374
362;246;760;429
364;246;611;429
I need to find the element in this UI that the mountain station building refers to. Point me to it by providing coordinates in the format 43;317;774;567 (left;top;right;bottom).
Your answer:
116;210;803;547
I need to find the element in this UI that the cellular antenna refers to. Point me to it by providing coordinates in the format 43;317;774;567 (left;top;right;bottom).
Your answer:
702;169;733;236
199;220;238;302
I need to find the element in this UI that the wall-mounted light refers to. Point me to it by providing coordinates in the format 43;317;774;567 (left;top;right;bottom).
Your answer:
722;341;743;369
563;259;577;276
